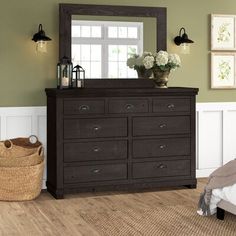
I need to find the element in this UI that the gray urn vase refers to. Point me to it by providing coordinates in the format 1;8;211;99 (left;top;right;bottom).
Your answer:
136;66;152;79
152;68;170;88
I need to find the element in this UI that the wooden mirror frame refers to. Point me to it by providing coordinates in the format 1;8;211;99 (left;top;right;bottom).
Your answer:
59;3;167;60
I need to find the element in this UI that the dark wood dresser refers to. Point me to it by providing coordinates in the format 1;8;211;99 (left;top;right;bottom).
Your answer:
45;83;198;199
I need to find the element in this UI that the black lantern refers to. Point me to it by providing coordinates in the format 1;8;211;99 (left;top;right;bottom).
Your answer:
57;56;73;89
32;24;51;53
72;65;85;88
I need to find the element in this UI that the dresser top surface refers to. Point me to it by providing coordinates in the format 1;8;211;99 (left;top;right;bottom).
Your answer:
45;87;199;98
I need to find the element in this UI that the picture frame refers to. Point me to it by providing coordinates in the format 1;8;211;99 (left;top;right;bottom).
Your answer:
211;52;236;89
211;14;236;50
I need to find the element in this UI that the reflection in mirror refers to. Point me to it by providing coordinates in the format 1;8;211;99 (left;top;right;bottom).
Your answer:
72;20;145;78
71;15;156;79
59;4;167;80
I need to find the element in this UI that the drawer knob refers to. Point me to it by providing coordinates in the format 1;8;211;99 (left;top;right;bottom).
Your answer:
167;104;175;109
159;145;166;149
125;104;134;110
92;169;101;173
157;164;167;169
79;105;90;111
93;126;101;131
93;146;101;152
159;124;167;129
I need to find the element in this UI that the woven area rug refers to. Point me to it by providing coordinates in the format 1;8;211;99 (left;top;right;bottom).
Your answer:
80;205;236;236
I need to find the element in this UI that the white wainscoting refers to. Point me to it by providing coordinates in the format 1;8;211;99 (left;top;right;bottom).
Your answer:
0;103;236;188
196;102;236;177
0;107;47;188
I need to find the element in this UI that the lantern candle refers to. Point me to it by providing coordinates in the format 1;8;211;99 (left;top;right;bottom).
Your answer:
77;80;82;88
62;76;69;87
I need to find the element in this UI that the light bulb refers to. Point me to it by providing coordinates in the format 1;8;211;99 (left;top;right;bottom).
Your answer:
180;43;190;54
36;40;47;53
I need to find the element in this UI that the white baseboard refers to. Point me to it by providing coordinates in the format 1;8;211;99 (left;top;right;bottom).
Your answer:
196;168;217;178
1;102;236;188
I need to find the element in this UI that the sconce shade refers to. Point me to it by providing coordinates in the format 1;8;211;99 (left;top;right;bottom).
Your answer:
32;24;52;42
174;27;194;45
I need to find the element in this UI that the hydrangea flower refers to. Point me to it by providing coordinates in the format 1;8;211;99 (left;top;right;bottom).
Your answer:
155;50;169;66
126;50;181;77
143;55;155;69
136;56;145;66
127;57;136;68
168;54;181;67
142;51;153;57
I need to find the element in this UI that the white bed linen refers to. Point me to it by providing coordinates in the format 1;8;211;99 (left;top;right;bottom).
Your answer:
209;183;236;215
197;183;236;216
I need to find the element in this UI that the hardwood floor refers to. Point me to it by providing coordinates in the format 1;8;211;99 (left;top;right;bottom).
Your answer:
0;179;207;236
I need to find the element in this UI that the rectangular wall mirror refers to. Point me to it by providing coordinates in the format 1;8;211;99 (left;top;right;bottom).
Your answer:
59;4;167;80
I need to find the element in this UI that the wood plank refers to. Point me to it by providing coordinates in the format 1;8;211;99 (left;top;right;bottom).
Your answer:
0;179;207;235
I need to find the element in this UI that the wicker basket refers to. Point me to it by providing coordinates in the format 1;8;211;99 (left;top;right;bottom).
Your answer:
0;136;44;201
0;146;43;167
0;159;44;201
10;135;42;148
0;136;42;158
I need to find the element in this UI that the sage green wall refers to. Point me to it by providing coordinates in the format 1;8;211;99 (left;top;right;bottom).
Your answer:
1;0;236;106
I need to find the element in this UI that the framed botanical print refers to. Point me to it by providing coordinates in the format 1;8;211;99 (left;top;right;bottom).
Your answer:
211;14;236;50
211;52;236;89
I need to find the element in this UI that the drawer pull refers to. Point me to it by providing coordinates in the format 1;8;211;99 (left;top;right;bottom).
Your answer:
157;164;167;169
79;105;90;111
159;124;167;129
93;126;101;131
125;104;134;110
159;145;166;149
167;104;175;109
93;146;101;152
92;169;101;173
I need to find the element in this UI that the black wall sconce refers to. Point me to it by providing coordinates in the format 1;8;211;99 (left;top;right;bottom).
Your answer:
32;24;52;53
174;27;194;54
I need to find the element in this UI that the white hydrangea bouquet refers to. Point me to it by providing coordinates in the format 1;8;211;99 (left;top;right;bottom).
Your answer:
127;50;181;88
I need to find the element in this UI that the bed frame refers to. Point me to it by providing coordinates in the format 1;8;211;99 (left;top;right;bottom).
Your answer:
217;200;236;220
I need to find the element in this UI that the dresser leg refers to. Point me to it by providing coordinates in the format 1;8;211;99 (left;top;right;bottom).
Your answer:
54;192;64;199
185;184;197;189
217;207;225;220
47;189;64;199
46;183;64;199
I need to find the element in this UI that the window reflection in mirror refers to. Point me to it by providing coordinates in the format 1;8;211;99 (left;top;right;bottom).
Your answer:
71;15;156;79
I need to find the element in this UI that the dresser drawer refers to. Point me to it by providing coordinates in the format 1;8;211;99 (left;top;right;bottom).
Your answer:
132;160;190;179
153;98;190;113
133;116;190;136
133;138;190;158
64;118;127;139
64;140;128;162
64;163;127;183
64;100;104;115
109;99;148;113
